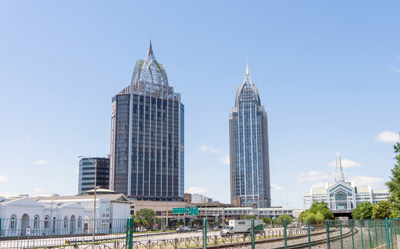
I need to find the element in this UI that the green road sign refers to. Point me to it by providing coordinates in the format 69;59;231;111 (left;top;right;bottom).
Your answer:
188;207;199;215
173;208;187;214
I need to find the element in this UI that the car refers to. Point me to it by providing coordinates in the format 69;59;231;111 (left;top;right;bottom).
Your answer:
301;225;315;231
137;227;147;232
220;226;234;237
176;226;193;233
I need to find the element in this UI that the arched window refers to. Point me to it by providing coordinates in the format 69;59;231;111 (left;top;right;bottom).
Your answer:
33;215;40;229
64;216;68;228
44;215;50;229
10;214;17;230
78;216;82;228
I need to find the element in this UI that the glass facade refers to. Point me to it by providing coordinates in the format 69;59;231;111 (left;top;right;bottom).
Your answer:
78;157;110;195
229;67;270;208
110;42;184;201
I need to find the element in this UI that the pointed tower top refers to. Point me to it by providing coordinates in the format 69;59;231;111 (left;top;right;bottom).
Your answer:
147;40;153;56
334;151;345;182
245;56;249;76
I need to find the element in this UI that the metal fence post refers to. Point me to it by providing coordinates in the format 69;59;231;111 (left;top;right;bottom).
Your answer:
203;218;207;249
390;219;394;249
385;218;390;249
326;220;330;249
374;219;378;247
360;219;364;249
283;218;287;249
251;218;255;249
307;219;311;249
0;218;2;242
368;220;372;248
339;219;343;249
126;218;133;249
351;219;354;249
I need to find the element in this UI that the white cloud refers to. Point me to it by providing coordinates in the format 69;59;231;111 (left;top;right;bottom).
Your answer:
376;131;399;143
295;171;331;182
220;155;230;165
312;182;327;188
200;145;219;154
0;192;19;197
390;66;400;73
350;176;385;188
34;187;44;193
186;186;208;194
275;161;284;167
0;175;9;182
327;159;362;168
34;160;50;165
73;169;79;175
271;183;285;191
26;135;33;141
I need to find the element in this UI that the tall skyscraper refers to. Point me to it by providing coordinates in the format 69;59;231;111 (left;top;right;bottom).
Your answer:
78;157;110;195
229;62;271;208
110;42;184;201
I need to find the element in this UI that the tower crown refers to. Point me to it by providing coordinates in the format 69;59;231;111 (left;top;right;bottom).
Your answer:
235;60;260;107
129;41;178;100
334;151;345;182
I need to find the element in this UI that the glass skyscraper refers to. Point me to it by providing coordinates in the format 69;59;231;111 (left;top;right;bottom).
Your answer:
229;63;271;208
78;157;110;195
110;42;184;201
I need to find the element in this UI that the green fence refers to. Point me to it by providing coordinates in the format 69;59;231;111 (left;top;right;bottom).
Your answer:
0;217;128;248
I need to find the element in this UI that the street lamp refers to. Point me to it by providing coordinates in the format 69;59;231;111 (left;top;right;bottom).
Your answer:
78;155;98;247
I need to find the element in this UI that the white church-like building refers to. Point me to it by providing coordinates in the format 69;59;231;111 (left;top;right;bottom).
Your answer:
303;152;390;213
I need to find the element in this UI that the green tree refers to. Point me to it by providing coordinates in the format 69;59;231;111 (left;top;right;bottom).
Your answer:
315;212;325;224
352;202;373;219
275;215;293;225
262;217;272;226
373;200;392;219
386;137;400;218
299;201;334;224
135;208;157;229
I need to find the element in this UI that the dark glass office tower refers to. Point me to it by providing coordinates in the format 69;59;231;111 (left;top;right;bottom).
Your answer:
110;42;184;201
229;63;271;208
78;157;110;195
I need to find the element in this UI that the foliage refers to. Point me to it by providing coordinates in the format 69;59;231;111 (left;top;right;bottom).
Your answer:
134;208;157;229
386;138;400;218
262;217;272;225
240;214;257;220
373;200;392;219
299;202;334;224
352;202;373;219
275;215;293;225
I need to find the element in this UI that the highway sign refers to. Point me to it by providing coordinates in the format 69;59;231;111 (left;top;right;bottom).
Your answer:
188;207;198;215
172;208;187;214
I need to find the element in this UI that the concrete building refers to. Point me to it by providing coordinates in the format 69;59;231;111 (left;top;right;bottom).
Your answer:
229;61;271;208
0;194;131;236
78;157;110;195
303;152;390;214
110;41;184;202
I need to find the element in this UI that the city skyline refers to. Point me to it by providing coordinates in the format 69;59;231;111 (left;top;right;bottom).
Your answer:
0;1;399;208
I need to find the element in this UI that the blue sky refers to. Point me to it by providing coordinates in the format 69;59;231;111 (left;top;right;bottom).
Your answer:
0;1;399;207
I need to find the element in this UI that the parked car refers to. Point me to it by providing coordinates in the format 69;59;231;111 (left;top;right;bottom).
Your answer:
301;225;315;231
137;227;148;232
176;226;193;233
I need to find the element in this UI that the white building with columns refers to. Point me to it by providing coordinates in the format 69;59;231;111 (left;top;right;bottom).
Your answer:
0;193;131;237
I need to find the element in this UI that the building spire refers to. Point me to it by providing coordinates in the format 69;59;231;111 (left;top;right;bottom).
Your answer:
245;56;249;76
147;40;154;56
334;151;345;182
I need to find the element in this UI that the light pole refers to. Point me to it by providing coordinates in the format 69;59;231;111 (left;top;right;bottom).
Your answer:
78;155;98;247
